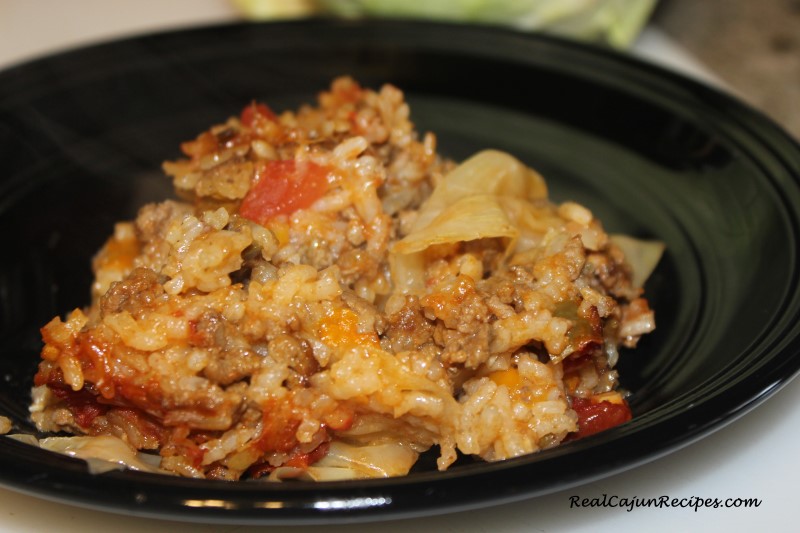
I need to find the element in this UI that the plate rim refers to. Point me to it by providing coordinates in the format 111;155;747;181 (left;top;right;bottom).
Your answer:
1;17;800;525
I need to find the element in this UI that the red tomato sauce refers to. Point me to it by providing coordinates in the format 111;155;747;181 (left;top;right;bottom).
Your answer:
570;397;632;439
239;159;329;224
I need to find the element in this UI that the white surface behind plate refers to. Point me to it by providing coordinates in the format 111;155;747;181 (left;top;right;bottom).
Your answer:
0;2;797;532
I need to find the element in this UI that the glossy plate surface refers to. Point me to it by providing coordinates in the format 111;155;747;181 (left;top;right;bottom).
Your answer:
1;19;799;525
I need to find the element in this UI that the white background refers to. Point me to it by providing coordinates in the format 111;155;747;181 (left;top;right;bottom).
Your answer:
1;2;797;531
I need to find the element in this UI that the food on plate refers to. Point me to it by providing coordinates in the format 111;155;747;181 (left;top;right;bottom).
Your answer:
0;416;11;435
29;77;659;480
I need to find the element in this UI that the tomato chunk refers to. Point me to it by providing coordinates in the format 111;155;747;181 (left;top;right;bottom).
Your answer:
240;160;329;224
240;101;277;127
570;397;632;439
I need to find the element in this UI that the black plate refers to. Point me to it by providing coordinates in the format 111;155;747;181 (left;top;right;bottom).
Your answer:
1;19;799;525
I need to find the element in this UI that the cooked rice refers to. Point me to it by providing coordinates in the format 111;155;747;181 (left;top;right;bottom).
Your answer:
0;416;11;435
30;77;655;480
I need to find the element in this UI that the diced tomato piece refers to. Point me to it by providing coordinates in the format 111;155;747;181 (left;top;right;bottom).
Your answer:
570;397;632;439
239;160;329;224
240;101;277;127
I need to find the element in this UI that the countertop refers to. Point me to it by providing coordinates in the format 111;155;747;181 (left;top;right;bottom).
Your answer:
653;0;800;140
1;2;798;532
